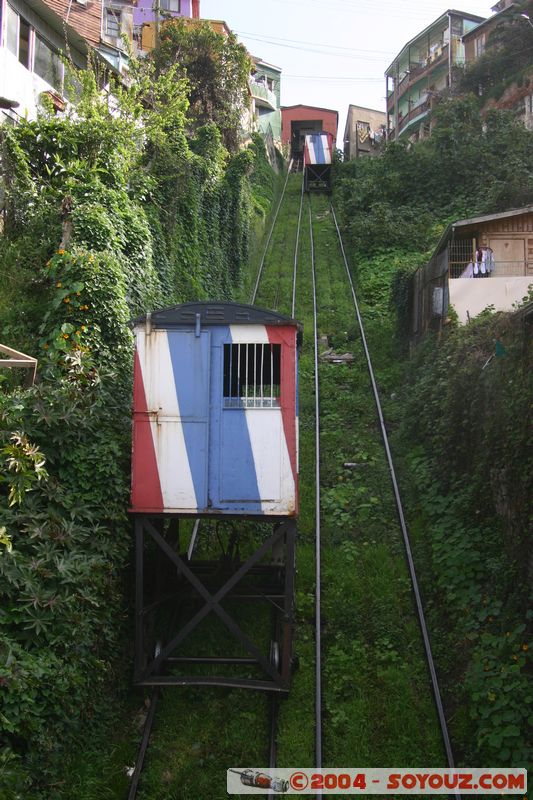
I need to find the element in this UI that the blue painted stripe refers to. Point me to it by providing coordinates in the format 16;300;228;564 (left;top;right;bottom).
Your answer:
314;134;325;164
168;329;210;509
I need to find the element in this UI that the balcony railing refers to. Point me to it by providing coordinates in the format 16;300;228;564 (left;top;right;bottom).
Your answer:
249;80;277;110
393;100;430;136
450;261;531;279
388;44;449;109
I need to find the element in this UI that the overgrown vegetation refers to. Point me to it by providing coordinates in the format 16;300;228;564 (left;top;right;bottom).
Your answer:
0;49;279;795
399;312;532;766
334;100;532;771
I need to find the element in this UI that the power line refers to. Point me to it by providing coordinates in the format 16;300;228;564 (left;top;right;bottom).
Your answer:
240;34;394;62
236;30;395;57
284;74;384;82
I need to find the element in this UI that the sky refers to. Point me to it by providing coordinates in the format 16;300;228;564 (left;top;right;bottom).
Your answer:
201;0;495;144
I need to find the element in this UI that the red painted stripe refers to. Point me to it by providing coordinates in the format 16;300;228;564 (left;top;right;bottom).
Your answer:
131;349;164;511
266;326;298;511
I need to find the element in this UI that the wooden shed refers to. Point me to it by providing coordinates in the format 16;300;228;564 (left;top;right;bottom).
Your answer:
411;207;533;335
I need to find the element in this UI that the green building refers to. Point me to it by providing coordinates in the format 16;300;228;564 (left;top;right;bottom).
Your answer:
250;57;282;143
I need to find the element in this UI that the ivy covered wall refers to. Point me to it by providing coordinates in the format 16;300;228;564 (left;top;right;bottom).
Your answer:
0;67;279;795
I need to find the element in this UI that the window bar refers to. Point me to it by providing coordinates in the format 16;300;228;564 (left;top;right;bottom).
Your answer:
237;343;241;405
270;344;273;407
260;343;264;403
224;344;233;406
245;343;249;407
253;344;257;408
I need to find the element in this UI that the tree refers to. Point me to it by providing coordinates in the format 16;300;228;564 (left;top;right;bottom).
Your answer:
151;19;251;151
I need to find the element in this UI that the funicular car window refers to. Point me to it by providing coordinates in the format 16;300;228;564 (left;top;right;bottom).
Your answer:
223;343;281;408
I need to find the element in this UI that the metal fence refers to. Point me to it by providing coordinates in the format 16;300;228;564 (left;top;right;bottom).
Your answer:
450;261;529;279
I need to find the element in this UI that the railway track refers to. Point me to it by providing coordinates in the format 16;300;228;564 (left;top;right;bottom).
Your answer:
127;169;457;799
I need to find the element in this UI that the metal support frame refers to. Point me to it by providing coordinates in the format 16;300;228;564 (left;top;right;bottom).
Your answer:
134;516;296;692
304;164;332;193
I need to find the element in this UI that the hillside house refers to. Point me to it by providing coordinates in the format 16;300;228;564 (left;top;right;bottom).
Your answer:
462;1;533;129
250;57;281;144
343;104;386;160
0;0;133;122
411;207;533;336
385;9;484;142
134;0;199;48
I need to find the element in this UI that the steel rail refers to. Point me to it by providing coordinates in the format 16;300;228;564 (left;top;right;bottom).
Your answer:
127;688;160;800
329;203;459;784
250;159;293;305
308;199;323;775
267;697;280;800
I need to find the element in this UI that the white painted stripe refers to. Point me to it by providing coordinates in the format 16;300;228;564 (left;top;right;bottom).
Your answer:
137;329;197;510
229;324;269;343
245;409;295;512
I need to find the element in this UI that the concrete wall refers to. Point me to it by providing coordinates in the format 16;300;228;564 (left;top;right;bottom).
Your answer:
344;104;386;159
0;47;56;118
449;277;533;322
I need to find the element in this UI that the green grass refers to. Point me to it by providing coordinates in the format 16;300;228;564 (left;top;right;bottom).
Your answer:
57;177;445;798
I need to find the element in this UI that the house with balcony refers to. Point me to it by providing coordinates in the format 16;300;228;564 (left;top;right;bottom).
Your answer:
0;0;134;123
386;9;485;142
0;0;89;122
410;206;533;336
250;57;281;143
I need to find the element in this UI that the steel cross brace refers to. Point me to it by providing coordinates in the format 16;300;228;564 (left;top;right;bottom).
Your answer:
134;517;295;690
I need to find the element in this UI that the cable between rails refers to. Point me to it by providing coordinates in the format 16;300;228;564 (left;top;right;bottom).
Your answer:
329;204;459;789
308;200;323;776
250;160;293;305
291;174;305;319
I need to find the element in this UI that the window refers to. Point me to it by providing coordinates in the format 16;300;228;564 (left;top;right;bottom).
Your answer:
223;343;281;408
5;6;30;67
474;34;485;58
161;0;181;10
6;4;19;58
19;18;30;67
34;35;63;91
104;7;121;37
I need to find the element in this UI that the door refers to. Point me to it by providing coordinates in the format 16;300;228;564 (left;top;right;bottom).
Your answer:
159;329;210;511
489;238;526;277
